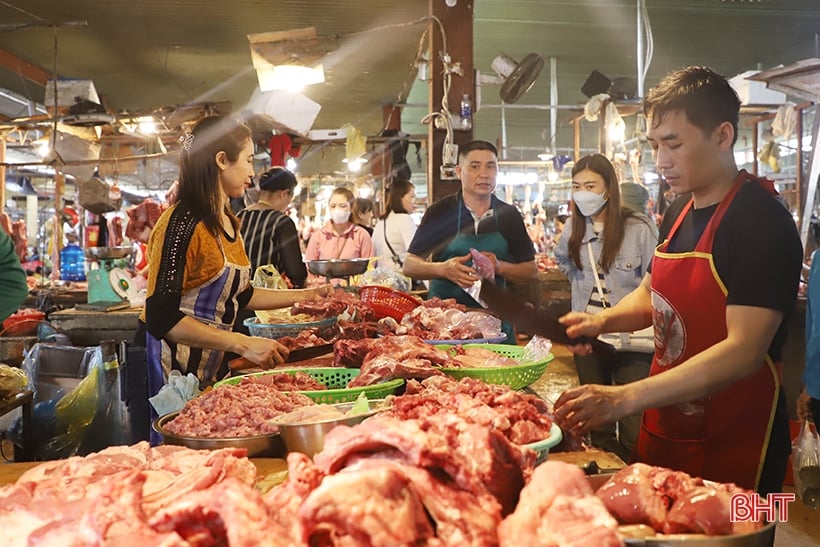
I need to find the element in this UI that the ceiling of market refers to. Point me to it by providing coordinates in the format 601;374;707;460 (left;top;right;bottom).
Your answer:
1;0;820;193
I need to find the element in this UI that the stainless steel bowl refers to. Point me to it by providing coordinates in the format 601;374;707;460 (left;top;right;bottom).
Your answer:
153;411;286;458
84;246;133;260
276;401;384;458
307;258;371;278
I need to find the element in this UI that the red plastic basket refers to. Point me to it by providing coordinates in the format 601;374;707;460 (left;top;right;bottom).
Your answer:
358;285;421;321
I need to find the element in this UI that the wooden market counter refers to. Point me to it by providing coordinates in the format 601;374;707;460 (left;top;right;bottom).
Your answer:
48;306;142;346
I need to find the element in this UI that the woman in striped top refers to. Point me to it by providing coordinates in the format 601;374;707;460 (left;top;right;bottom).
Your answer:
554;153;658;460
237;166;307;288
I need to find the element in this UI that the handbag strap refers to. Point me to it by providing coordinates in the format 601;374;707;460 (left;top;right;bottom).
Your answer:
586;242;608;309
383;214;402;266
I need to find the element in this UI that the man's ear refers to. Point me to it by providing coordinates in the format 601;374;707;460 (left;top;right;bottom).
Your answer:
214;150;229;170
715;121;735;151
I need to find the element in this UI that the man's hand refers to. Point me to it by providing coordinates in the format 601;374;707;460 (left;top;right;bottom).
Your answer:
558;311;607;355
240;335;289;369
442;254;478;288
553;384;633;437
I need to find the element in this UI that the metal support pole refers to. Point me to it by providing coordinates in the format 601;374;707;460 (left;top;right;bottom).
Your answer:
637;0;645;98
501;102;508;160
550;57;557;156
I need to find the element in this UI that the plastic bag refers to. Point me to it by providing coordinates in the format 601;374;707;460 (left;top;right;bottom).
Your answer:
521;335;553;363
359;267;411;292
793;420;820;508
0;364;28;397
13;343;129;460
148;370;201;416
252;264;287;290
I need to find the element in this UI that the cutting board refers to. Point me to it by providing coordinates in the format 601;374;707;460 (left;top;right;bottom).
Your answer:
549;449;627;472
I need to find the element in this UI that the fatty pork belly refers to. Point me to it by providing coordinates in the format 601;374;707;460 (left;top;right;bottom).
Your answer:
298;464;438;547
314;413;532;515
337;457;502;547
499;461;622;547
263;452;327;544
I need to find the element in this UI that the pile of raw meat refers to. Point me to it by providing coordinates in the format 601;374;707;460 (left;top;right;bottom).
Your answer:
385;297;504;341
291;288;378;322
595;463;765;536
163;383;314;438
269;411;536;545
334;335;520;387
0;443;268;546
383;376;554;444
0;439;768;546
239;371;327;392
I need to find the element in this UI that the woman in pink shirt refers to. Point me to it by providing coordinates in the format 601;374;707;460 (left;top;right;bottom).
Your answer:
305;188;373;281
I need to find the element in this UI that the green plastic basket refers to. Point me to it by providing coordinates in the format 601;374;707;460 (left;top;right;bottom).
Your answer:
523;423;563;464
436;344;554;390
214;367;404;404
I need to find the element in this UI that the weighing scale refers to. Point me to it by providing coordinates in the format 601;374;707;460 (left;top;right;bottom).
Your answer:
81;246;135;311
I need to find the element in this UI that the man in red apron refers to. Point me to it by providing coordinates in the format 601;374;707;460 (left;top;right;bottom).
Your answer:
403;140;537;342
554;66;802;496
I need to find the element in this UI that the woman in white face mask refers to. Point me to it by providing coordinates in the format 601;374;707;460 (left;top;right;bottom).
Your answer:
305;187;374;283
554;153;659;461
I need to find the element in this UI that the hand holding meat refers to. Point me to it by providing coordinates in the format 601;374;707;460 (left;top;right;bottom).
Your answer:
558;310;606;355
240;335;289;369
442;254;478;288
553;384;630;437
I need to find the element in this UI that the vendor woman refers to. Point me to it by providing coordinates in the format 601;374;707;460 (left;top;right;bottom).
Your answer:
140;116;328;398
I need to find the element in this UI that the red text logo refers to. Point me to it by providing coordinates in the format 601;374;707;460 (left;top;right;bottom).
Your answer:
730;493;795;523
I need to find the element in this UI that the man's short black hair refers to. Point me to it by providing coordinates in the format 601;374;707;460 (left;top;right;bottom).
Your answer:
643;66;741;145
458;140;498;161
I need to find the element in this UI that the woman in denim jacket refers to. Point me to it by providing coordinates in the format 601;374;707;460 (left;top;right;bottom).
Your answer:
554;154;658;460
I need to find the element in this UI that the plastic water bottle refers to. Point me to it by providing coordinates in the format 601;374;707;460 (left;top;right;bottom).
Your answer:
60;242;86;281
459;94;473;130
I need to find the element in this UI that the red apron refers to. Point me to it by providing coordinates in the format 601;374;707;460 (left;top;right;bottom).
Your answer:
635;171;781;490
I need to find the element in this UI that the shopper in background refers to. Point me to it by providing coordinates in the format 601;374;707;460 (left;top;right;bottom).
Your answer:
305;188;373;283
0;229;29;323
403;140;537;342
352;197;375;235
372;179;417;271
554;154;658;461
799;250;820;425
554;66;802;495
237;166;307;289
141;116;328;396
619;182;651;217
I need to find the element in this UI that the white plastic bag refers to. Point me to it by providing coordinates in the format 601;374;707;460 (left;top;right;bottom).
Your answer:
792;420;820;509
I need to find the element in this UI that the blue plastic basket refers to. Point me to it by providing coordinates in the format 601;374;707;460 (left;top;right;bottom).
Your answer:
244;316;337;339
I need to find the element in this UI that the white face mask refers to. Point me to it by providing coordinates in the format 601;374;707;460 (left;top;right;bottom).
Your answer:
330;209;351;224
573;190;608;217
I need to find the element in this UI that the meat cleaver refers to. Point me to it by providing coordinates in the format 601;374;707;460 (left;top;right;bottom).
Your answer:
229;342;335;371
479;281;616;357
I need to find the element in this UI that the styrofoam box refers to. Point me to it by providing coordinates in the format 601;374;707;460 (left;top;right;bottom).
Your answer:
729;70;787;105
307;128;348;141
